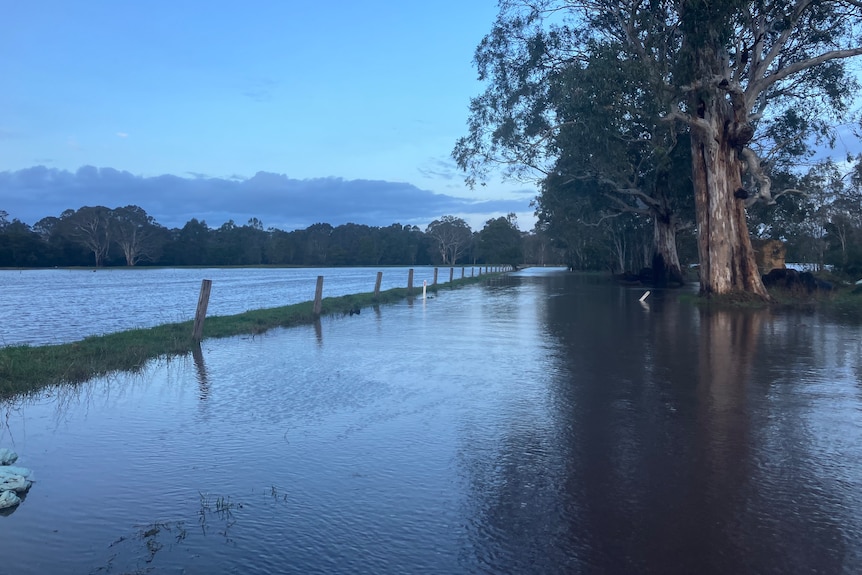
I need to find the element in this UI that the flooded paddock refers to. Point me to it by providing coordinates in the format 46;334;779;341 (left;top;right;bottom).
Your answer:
1;269;861;574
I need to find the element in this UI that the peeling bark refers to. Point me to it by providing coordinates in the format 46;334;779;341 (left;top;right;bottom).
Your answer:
690;89;770;299
652;215;684;287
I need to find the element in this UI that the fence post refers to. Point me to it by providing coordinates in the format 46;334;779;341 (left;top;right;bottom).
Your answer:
313;275;324;316
433;267;439;285
449;267;454;283
374;271;383;297
192;279;212;341
408;268;414;295
461;267;465;279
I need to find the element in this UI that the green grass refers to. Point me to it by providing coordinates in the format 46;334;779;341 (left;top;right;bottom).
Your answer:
0;275;496;399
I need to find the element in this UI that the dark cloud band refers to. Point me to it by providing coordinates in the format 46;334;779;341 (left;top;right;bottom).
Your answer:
0;166;530;231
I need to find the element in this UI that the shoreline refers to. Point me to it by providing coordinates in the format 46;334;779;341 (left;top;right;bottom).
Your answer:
0;273;501;399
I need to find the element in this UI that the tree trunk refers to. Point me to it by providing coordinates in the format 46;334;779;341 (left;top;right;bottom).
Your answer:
652;215;684;287
689;92;770;300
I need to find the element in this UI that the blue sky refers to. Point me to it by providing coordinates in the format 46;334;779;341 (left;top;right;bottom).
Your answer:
0;0;536;231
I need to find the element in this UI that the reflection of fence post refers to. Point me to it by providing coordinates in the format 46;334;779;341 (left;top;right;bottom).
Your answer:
433;267;438;285
192;279;212;341
313;276;324;315
374;271;383;297
449;267;454;282
408;268;414;295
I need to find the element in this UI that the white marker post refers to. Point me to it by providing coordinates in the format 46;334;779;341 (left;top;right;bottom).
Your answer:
423;280;427;302
639;290;651;302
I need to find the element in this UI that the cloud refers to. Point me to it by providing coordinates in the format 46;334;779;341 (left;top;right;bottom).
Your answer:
0;166;531;231
417;158;460;181
116;132;129;138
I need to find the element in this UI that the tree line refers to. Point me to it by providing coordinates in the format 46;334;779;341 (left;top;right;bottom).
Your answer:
0;207;545;269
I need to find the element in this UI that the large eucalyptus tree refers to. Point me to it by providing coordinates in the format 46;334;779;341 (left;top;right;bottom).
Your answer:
456;0;862;297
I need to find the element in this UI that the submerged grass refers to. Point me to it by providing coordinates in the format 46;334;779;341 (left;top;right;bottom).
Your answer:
0;275;493;399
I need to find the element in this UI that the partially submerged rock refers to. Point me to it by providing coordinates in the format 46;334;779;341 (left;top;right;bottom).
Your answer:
0;448;17;466
0;467;32;493
0;448;33;512
0;490;20;510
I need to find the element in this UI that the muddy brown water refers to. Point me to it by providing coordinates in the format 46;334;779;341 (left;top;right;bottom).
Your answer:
1;268;861;574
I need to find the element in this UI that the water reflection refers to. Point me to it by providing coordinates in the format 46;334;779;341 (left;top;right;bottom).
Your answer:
313;317;323;346
192;342;210;400
1;271;861;574
459;275;862;574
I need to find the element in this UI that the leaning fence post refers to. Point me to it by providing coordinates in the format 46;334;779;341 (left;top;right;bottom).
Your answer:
408;268;414;295
374;271;383;297
313;275;324;315
192;279;212;341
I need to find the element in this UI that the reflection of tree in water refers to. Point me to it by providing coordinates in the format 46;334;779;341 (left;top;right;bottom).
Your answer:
455;274;860;573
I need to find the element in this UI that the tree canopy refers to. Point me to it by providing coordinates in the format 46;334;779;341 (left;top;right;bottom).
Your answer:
456;0;862;296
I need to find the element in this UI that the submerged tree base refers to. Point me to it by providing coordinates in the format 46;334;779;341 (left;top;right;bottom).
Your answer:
0;275;499;399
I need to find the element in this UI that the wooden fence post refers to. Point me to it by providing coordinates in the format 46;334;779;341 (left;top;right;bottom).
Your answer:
313;275;324;315
449;267;454;282
433;267;439;285
461;267;465;278
374;271;383;297
408;268;414;295
192;279;212;341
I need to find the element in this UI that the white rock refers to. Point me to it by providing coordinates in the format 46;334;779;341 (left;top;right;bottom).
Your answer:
0;448;17;465
0;490;21;509
0;466;33;480
0;468;31;493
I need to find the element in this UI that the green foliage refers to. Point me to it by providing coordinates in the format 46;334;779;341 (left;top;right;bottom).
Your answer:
457;0;862;294
0;207;447;268
477;214;523;265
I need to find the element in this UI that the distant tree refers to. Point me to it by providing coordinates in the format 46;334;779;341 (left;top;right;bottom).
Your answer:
426;216;472;264
330;223;378;265
0;219;46;267
166;218;210;265
304;223;333;265
236;218;269;264
64;206;113;267
477;213;523;266
112;205;166;266
268;229;299;265
522;224;558;266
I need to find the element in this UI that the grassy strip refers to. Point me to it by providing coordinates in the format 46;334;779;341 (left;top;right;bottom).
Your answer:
0;275;496;399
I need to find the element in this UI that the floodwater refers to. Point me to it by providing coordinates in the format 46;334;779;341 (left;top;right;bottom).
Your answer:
1;268;862;574
0;266;457;346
